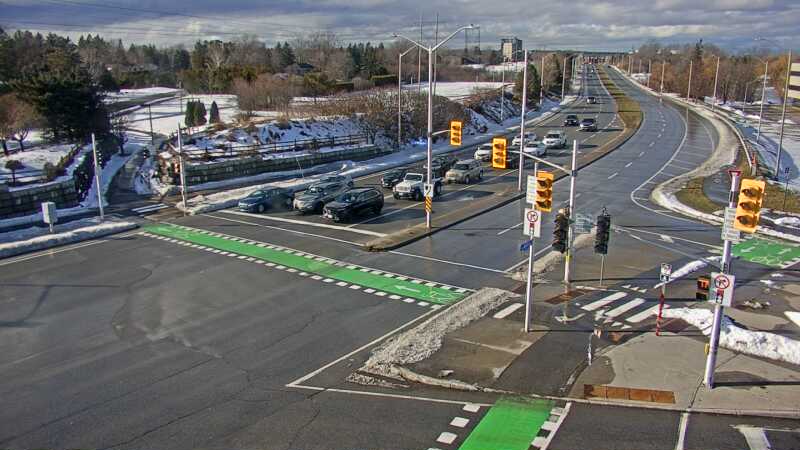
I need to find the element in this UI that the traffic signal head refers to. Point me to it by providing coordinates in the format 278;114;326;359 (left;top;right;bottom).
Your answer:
734;179;765;233
594;214;611;254
492;137;507;169
552;212;569;253
449;120;463;146
535;171;554;212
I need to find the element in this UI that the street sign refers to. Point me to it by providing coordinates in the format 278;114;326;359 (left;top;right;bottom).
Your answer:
721;207;741;242
709;272;735;306
789;63;800;100
423;183;434;198
660;263;672;282
574;213;592;234
523;208;542;238
526;175;537;204
520;239;533;252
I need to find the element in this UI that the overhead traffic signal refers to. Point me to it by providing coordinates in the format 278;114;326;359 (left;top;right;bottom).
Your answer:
535;171;554;212
552;211;569;253
492;137;507;169
594;213;611;254
734;178;766;233
449;120;463;146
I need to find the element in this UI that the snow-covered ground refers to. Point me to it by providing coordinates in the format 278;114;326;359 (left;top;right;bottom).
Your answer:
105;87;182;103
402;82;504;101
0;143;77;183
124;94;241;135
485;61;526;73
0;219;137;259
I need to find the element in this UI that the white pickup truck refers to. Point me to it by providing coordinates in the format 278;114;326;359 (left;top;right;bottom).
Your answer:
392;172;443;200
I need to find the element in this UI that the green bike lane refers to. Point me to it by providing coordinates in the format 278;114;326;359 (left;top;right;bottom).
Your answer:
459;398;556;450
142;223;467;305
732;237;800;269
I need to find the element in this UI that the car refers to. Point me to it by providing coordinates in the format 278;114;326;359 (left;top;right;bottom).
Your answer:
512;132;537;147
543;130;567;149
424;154;459;176
380;167;410;188
587;96;597;104
237;187;294;213
445;159;483;184
317;174;354;188
522;141;546;157
293;181;349;214
474;143;493;161
563;114;579;126
579;118;597;131
322;187;384;223
393;172;443;200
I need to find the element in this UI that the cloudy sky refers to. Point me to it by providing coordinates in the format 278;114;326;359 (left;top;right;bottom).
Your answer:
1;0;798;52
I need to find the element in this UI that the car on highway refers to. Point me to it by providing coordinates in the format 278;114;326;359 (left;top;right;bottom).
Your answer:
237;187;294;213
424;154;458;176
474;143;493;161
445;159;483;184
393;172;443;200
587;96;597;104
543;130;567;149
322;187;384;223
380;167;410;188
317;174;354;188
512;132;537;147
293;181;349;214
522;141;546;157
579;118;598;132
563;114;580;126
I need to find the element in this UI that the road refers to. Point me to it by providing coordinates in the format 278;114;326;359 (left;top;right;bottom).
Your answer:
1;64;798;449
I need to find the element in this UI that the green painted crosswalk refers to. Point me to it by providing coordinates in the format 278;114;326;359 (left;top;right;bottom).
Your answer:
732;238;800;269
142;223;467;305
458;397;554;450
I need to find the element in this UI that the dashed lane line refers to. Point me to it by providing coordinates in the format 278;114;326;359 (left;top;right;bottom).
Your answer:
221;210;387;237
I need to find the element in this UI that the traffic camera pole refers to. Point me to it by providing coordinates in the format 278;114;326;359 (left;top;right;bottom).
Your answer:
524;161;540;333
564;139;578;292
517;50;529;191
704;171;741;388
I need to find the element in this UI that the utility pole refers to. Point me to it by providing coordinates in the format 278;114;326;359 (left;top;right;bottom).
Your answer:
756;60;769;143
540;55;545;104
647;60;652;89
148;104;155;146
564;139;578;292
711;56;720;110
660;62;666;101
704;171;740;388
501;59;506;122
517;50;529;191
561;55;568;99
91;133;104;221
687;60;693;101
776;50;793;180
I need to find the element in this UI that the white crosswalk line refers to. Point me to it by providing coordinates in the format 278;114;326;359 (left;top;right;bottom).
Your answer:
604;298;645;318
582;292;627;311
626;304;668;323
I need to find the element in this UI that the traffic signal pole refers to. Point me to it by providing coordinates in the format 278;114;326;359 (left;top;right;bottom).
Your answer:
564;139;578;292
517;50;529;191
704;171;740;388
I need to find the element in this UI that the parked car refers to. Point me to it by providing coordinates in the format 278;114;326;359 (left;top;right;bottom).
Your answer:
522;141;546;157
237;187;294;213
445;159;483;184
317;174;354;188
474;143;493;161
563;114;580;126
323;187;384;222
579;118;598;131
587;96;597;104
393;172;443;200
293;181;349;214
512;132;537;147
543;130;567;149
380;167;410;188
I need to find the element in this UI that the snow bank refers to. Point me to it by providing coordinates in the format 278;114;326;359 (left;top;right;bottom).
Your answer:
653;256;721;289
662;307;800;366
0;220;137;259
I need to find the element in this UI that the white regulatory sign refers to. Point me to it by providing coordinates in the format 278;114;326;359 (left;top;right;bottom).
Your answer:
423;183;434;198
721;207;740;242
709;272;735;307
660;263;672;282
526;175;537;205
523;208;541;238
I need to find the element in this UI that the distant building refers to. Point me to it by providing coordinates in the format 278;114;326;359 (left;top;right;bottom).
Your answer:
501;38;522;62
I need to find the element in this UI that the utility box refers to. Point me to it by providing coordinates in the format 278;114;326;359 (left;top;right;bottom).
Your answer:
42;201;57;232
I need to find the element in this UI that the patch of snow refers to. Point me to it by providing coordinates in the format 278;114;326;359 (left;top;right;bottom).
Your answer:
654;256;721;289
774;216;800;227
662;307;800;366
0;219;137;259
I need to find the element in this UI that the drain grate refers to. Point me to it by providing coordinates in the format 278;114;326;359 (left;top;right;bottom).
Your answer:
583;384;675;404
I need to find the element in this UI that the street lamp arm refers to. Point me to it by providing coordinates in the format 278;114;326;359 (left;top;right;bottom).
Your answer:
393;34;428;51
400;46;416;57
432;25;477;52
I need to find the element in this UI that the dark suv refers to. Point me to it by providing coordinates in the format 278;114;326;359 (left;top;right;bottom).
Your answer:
238;188;293;213
323;187;384;222
380;167;409;188
564;114;579;126
424;154;458;177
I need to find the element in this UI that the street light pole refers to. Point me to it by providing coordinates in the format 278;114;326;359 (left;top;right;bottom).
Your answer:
660;61;666;101
756;60;769;143
398;46;416;149
561;55;567;100
776;50;793;180
564;139;578;292
501;59;506;123
687;60;693;101
394;25;478;229
647;59;652;89
711;56;720;110
91;133;104;221
518;50;529;191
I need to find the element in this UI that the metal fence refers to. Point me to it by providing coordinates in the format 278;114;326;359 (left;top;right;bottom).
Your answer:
178;133;369;161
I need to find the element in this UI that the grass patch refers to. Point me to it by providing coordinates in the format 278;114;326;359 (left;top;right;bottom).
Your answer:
597;67;643;131
675;177;720;214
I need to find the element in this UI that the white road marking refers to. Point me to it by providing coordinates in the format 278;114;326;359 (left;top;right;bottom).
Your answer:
436;432;458;445
660;234;674;243
494;303;524;319
582;292;628;311
498;222;523;235
735;426;771;450
604;298;646;318
504;246;552;272
674;412;689;450
206;213;365;247
625;162;633;168
626;304;667;323
463;404;481;413
533;402;571;450
639;151;646;156
131;203;169;213
648;142;655;147
785;311;800;329
450;417;470;428
607;172;618;180
222;210;387;237
389;250;507;274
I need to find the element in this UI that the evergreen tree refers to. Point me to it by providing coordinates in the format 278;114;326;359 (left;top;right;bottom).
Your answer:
184;100;196;128
209;100;221;123
98;69;119;92
513;64;541;105
194;101;207;126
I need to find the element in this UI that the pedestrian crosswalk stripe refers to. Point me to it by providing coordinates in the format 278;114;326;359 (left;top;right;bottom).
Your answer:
604;298;646;318
582;292;627;311
626;305;668;323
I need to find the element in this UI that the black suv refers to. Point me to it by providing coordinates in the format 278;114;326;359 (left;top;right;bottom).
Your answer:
563;114;579;126
323;187;384;223
380;167;409;188
425;154;458;177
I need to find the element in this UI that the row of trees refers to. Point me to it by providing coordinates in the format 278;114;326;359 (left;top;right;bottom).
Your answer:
184;100;221;129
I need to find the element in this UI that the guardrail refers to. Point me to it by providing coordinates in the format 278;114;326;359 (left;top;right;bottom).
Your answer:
175;133;370;161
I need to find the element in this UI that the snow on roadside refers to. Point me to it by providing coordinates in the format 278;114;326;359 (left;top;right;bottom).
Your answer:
0;220;137;259
654;256;721;289
662;307;800;366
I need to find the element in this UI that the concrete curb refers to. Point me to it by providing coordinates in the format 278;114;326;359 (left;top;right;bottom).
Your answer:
0;222;139;259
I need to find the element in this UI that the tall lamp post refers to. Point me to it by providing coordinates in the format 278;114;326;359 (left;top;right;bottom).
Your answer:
394;24;478;229
397;46;416;149
755;37;793;179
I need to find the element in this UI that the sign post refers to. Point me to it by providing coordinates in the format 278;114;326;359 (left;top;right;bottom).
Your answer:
657;263;672;336
523;161;540;333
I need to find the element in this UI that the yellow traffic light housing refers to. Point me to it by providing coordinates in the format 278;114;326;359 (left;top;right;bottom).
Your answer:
734;179;765;233
449;120;462;146
492;137;507;169
535;170;554;212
